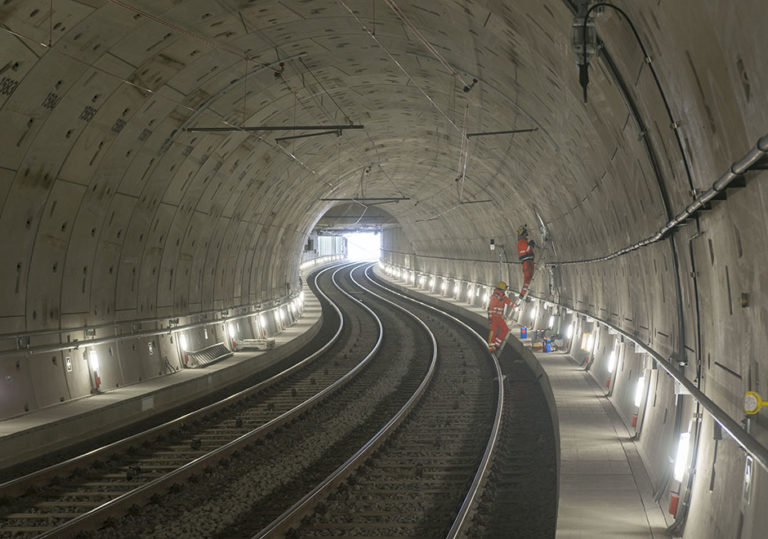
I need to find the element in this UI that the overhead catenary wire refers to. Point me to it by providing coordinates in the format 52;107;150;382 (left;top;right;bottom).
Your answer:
336;0;461;134
382;0;471;89
455;104;470;202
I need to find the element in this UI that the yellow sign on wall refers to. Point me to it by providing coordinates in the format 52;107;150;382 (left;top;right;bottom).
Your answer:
744;391;765;415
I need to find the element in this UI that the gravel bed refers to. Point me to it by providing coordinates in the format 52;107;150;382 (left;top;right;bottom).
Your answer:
291;295;497;537
75;264;431;538
0;265;374;538
369;270;559;538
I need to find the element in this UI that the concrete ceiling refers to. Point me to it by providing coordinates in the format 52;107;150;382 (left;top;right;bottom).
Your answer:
0;0;763;331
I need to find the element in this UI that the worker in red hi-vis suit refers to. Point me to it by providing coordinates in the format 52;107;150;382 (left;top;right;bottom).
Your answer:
487;281;512;352
517;225;536;300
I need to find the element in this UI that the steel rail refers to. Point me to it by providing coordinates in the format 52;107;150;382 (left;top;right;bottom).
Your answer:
1;263;381;538
363;265;506;538
0;264;347;498
34;262;383;538
384;256;768;474
253;263;439;537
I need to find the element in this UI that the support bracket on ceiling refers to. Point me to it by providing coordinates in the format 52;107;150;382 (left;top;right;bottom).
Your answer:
185;124;364;133
275;129;342;143
466;128;538;138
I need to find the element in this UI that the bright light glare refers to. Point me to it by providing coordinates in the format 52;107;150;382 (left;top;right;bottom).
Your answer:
586;333;595;351
565;324;573;339
180;334;188;351
673;432;691;481
548;315;555;328
344;232;381;261
228;324;237;339
634;375;645;407
89;351;99;371
607;350;617;373
529;306;538;321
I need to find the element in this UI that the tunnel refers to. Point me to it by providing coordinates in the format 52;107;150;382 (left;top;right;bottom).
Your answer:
0;1;766;537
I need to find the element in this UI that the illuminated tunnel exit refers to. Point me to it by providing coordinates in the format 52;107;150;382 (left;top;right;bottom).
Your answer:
344;232;381;261
313;202;398;262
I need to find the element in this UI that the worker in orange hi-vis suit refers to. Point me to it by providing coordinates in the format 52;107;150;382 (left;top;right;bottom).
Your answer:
487;281;512;352
517;225;536;300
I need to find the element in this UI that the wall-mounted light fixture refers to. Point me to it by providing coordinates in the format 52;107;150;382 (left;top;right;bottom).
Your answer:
489;239;495;251
634;375;646;407
673;431;691;482
87;350;99;371
607;348;617;373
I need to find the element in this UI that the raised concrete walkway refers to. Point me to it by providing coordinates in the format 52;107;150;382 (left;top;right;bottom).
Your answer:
375;269;672;538
0;276;324;471
530;346;671;538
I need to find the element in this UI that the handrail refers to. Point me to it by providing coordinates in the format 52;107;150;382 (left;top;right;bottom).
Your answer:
0;256;347;355
555;303;768;473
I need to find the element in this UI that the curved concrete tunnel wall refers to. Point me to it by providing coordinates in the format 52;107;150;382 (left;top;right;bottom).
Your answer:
0;0;766;536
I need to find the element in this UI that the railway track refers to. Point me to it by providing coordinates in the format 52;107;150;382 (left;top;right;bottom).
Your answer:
0;261;557;538
367;267;558;538
0;262;380;538
230;263;503;538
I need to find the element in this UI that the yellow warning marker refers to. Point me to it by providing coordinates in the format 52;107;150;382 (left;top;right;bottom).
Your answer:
744;391;766;415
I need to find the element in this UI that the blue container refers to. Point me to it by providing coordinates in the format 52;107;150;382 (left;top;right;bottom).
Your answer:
544;338;551;353
521;326;528;339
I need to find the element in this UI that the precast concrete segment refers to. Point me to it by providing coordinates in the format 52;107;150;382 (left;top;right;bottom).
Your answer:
547;133;768;265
